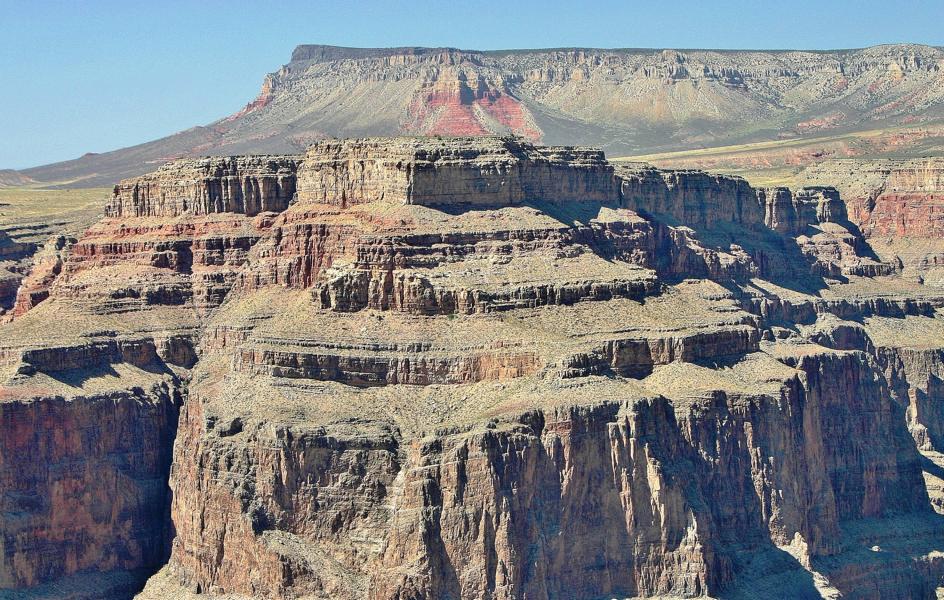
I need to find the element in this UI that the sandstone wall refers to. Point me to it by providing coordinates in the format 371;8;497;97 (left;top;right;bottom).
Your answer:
618;165;763;229
758;186;848;234
160;348;929;599
107;156;301;218
4;137;944;599
617;165;846;234
297;137;619;207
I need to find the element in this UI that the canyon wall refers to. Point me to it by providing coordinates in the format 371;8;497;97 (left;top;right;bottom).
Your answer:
0;380;182;589
296;137;618;206
799;158;944;286
799;157;944;239
107;156;301;218
2;137;944;599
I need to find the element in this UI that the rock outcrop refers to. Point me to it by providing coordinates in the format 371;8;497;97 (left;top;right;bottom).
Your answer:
0;379;182;589
799;158;944;239
3;137;944;600
107;156;301;218
799;158;944;286
0;229;36;311
297;137;618;207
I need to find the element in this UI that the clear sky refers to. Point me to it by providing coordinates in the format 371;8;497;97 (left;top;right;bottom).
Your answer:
2;0;943;170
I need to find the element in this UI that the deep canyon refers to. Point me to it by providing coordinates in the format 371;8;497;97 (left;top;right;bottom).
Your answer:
2;136;944;599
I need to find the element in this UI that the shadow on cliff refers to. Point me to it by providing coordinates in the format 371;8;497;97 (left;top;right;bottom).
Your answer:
427;198;612;225
722;547;824;599
536;199;832;297
43;357;176;388
675;219;831;295
808;512;944;599
661;391;826;599
426;200;886;331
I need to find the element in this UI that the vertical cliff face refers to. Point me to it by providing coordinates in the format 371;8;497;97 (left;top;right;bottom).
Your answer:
617;165;848;235
156;344;937;599
372;400;724;599
758;187;848;235
0;329;188;597
0;382;182;589
4;137;944;599
296;137;619;207
798;158;944;239
0;229;37;313
618;165;764;229
107;156;301;218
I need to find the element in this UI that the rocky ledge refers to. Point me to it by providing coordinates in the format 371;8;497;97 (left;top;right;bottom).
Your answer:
3;137;944;599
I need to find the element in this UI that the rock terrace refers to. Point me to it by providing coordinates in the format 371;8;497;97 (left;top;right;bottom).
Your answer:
2;136;944;600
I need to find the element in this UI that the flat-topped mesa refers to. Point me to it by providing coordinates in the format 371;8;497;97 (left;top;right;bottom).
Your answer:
616;164;763;229
107;155;301;218
295;136;620;207
290;44;461;63
11;134;944;600
104;139;850;234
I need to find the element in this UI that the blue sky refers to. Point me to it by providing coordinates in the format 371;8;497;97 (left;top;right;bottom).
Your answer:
2;0;943;169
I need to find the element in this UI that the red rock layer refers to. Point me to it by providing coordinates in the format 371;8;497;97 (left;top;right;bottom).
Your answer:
859;192;944;238
800;158;944;239
404;73;541;140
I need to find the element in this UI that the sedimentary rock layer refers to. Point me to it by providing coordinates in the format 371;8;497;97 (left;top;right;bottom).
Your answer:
799;157;944;239
0;372;183;590
107;156;301;218
798;157;944;286
297;137;618;207
3;137;944;600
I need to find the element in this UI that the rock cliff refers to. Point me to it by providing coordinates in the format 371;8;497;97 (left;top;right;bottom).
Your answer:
799;158;944;239
107;156;301;218
3;137;944;599
798;158;944;286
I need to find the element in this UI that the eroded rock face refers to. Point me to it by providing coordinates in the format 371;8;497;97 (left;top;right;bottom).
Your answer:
297;137;619;207
0;374;183;591
4;137;944;600
107;156;301;218
7;234;74;318
798;158;944;286
800;158;944;239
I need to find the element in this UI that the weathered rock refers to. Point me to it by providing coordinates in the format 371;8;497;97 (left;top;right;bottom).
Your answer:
107;156;301;218
798;158;944;285
297;137;619;207
0;377;183;590
8;235;74;318
22;44;944;187
799;158;944;239
3;137;944;600
618;164;763;229
758;186;847;235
